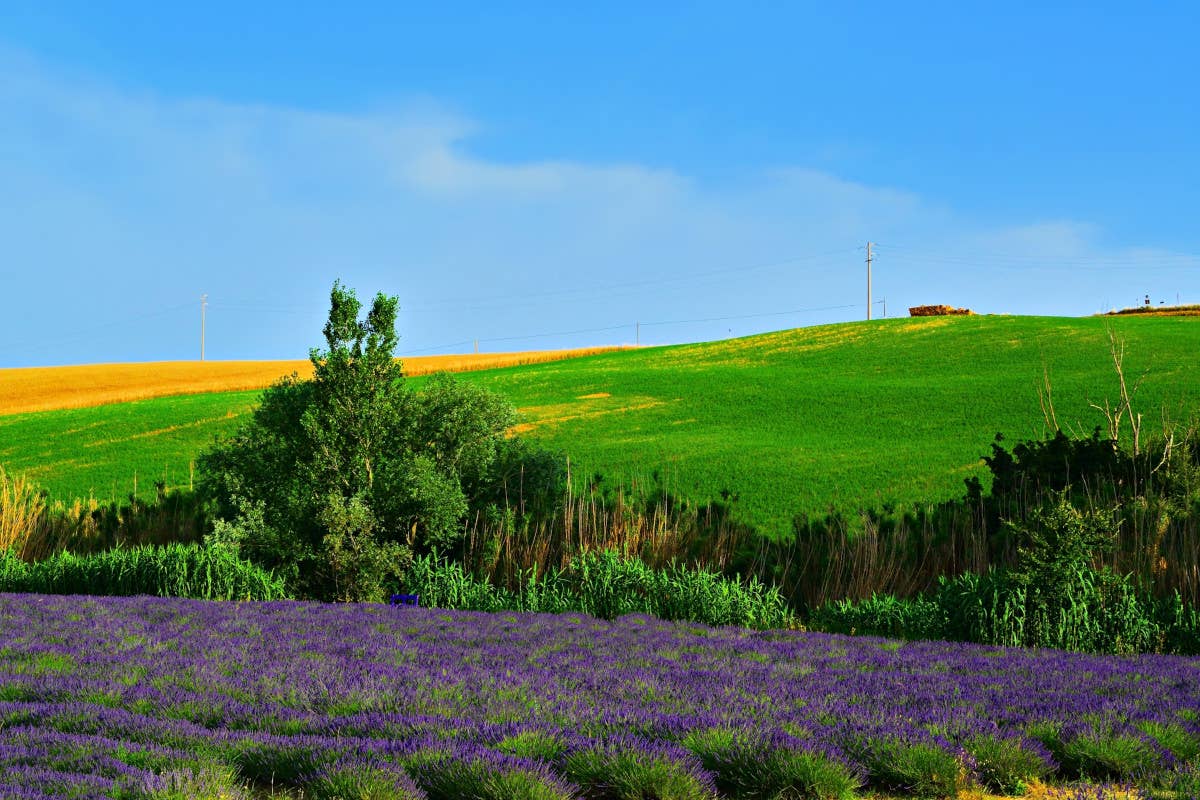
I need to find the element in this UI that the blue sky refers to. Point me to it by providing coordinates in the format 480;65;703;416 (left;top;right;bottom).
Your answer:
1;2;1197;367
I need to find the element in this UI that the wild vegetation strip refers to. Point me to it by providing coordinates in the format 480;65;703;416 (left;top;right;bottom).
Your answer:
0;594;1193;799
2;316;1198;534
0;347;626;416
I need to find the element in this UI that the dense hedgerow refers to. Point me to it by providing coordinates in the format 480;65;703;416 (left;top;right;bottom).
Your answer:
0;543;286;601
402;549;793;630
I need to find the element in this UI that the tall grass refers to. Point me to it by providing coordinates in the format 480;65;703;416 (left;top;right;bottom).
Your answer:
404;550;793;629
0;542;287;600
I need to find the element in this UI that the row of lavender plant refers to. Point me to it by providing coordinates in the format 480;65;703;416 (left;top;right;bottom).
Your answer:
0;593;1196;798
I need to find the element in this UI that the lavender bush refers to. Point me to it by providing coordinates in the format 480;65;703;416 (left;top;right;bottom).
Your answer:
0;593;1194;798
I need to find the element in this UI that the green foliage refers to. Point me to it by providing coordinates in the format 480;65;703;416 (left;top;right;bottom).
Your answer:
231;739;334;787
303;764;427;800
0;543;287;600
410;753;574;800
495;731;570;763
857;740;966;798
562;745;716;800
1006;494;1117;608
939;496;1166;653
141;764;252;800
1032;729;1162;782
197;281;522;601
682;728;861;799
1138;722;1200;764
402;550;794;629
964;735;1054;795
972;428;1134;504
1157;760;1200;799
808;594;944;641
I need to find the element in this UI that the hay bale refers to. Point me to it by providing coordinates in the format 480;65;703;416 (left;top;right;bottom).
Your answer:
908;305;975;317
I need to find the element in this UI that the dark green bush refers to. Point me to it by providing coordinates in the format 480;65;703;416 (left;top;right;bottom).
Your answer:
808;593;945;640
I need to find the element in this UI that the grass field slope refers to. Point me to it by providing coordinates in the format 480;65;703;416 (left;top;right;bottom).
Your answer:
2;315;1197;536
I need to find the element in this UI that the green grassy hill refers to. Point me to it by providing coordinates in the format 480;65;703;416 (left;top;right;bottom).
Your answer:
3;315;1197;536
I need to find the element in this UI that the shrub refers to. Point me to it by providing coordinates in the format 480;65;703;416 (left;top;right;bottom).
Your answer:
1138;721;1200;764
856;740;966;798
142;764;253;800
682;728;860;799
1029;725;1163;783
495;730;570;763
231;738;336;787
304;759;427;800
937;496;1166;653
561;738;717;800
407;750;576;800
964;735;1055;795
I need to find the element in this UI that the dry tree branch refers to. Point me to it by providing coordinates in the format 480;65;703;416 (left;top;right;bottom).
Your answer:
1038;362;1060;434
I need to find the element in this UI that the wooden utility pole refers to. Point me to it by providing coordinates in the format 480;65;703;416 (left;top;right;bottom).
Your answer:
200;294;208;361
866;242;873;321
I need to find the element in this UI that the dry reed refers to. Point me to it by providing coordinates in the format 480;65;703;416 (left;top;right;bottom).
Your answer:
0;466;44;556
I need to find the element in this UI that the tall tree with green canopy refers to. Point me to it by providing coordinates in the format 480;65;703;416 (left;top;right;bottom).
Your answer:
199;281;534;602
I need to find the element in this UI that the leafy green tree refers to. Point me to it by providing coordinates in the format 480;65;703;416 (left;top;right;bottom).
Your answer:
198;281;527;601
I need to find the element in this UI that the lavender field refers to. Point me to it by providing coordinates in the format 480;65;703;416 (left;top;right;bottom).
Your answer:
0;594;1197;799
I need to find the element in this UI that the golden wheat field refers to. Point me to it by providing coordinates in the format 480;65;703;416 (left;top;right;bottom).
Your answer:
0;347;627;416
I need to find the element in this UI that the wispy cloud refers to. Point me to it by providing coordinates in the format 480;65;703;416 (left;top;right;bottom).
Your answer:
0;45;1194;367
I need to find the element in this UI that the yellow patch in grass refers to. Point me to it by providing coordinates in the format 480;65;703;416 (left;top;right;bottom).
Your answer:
515;396;667;433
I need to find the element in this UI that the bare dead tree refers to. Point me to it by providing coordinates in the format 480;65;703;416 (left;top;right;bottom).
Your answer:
1089;324;1149;456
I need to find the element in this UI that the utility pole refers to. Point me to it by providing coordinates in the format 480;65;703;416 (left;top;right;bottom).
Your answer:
200;294;208;361
866;242;873;321
636;321;640;346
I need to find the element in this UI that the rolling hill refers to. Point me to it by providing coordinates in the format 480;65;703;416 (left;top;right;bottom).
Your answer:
2;315;1197;536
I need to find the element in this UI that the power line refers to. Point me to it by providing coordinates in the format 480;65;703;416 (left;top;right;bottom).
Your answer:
400;301;864;355
1;302;195;354
402;247;857;313
640;302;859;328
